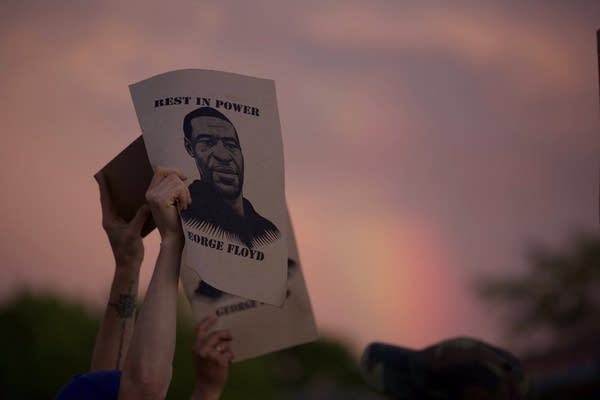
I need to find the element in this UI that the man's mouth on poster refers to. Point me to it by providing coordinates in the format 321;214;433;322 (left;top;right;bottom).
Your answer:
212;164;237;175
213;171;238;185
210;163;241;195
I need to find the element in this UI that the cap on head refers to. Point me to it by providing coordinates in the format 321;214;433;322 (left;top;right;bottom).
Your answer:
360;338;533;400
360;342;422;399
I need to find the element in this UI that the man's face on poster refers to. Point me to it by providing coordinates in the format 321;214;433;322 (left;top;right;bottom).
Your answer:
187;116;244;199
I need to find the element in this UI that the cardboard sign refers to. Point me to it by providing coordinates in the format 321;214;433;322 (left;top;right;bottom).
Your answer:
96;136;155;237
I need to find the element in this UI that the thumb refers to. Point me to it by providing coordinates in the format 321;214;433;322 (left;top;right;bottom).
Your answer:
130;204;151;234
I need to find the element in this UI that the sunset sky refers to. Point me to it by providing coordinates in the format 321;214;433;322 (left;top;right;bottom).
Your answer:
1;1;598;355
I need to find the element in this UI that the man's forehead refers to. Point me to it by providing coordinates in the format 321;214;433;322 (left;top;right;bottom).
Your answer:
190;116;235;136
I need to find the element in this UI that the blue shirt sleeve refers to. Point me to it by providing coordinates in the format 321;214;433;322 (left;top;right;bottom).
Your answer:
55;370;121;400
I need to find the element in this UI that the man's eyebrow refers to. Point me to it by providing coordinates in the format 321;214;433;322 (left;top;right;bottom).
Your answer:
193;133;239;143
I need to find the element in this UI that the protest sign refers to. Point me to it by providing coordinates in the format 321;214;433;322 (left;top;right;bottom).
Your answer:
130;70;288;306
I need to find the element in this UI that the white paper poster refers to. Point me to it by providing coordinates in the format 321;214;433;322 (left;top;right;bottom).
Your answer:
130;69;288;306
181;210;318;361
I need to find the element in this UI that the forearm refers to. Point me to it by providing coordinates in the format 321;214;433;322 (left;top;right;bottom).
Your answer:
120;237;183;399
91;263;140;371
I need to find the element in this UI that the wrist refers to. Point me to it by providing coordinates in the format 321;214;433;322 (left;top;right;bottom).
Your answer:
108;237;144;268
160;233;185;249
191;384;222;400
113;265;141;287
114;259;142;273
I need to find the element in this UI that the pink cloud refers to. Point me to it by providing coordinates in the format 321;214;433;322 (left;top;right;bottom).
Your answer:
302;5;585;93
0;1;597;355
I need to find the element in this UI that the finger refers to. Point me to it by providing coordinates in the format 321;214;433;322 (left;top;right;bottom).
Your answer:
160;177;190;210
147;176;187;209
214;340;232;353
95;171;118;220
171;168;188;181
215;348;234;367
183;185;192;209
177;179;192;209
149;167;167;188
149;166;172;188
200;330;232;356
152;174;188;200
150;167;188;188
177;186;191;211
196;315;218;338
204;341;233;365
129;204;150;233
198;331;232;358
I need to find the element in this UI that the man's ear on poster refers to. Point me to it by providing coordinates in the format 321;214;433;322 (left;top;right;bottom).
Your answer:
184;137;195;158
184;137;203;181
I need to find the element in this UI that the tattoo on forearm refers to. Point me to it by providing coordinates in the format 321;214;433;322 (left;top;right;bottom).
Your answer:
109;281;137;369
109;294;136;318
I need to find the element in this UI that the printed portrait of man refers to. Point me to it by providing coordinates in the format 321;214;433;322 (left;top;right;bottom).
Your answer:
181;106;280;249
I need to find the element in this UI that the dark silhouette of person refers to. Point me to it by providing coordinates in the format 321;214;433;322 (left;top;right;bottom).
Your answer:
360;338;533;399
181;107;280;249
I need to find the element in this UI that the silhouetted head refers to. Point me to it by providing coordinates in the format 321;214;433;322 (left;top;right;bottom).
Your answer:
360;338;532;399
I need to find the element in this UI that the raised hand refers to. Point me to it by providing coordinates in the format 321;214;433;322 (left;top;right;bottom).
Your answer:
118;167;191;399
95;170;150;267
91;171;151;371
144;167;191;243
191;316;234;400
